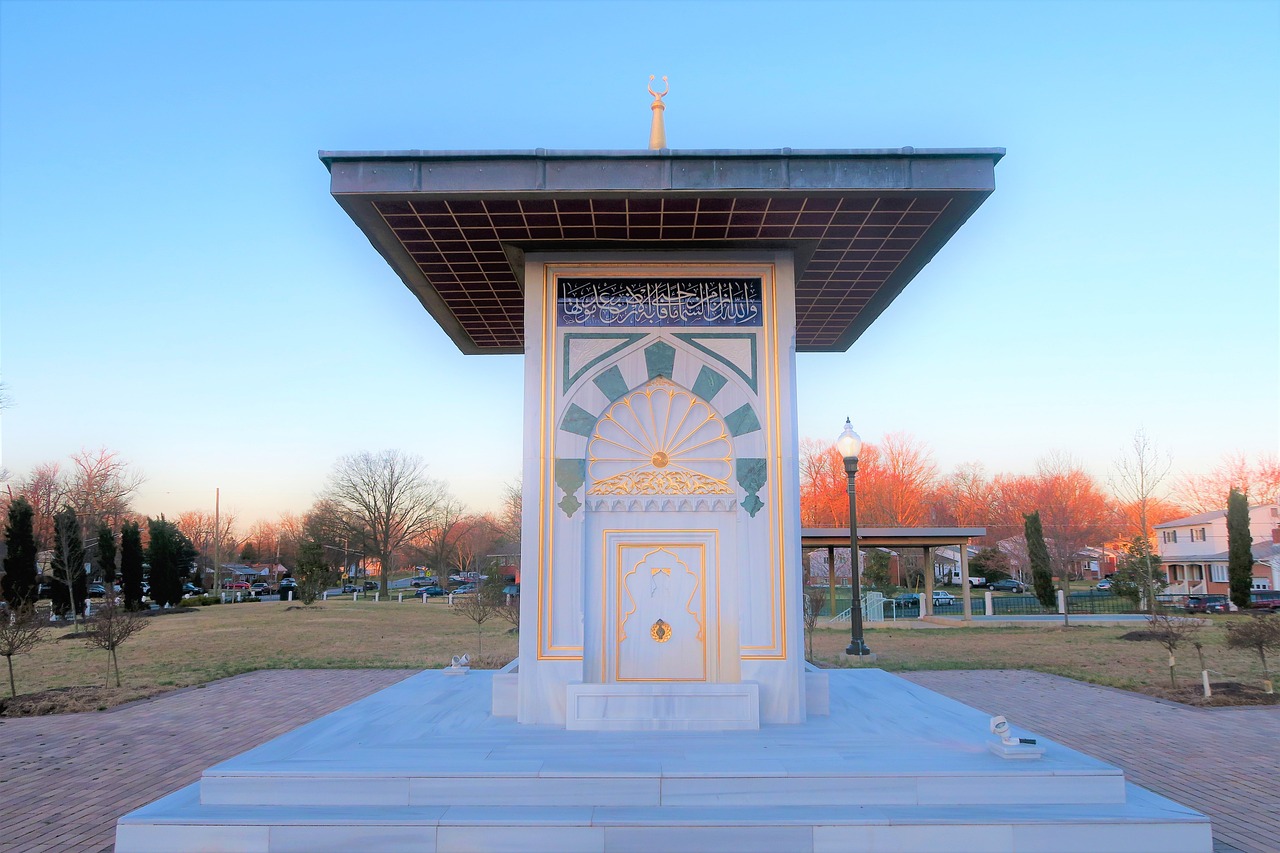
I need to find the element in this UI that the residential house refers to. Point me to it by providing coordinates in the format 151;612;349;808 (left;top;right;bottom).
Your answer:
1155;503;1280;595
995;536;1116;583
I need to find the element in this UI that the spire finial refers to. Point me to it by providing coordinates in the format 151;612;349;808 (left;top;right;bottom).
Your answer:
647;75;668;150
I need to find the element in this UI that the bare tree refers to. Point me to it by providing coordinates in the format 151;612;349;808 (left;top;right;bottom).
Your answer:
175;509;237;590
1147;611;1202;689
19;461;64;549
1225;614;1280;694
451;514;501;575
498;477;522;546
82;597;149;687
321;451;445;595
498;589;520;631
454;572;504;657
803;587;828;661
1111;429;1173;614
66;448;144;533
1177;452;1280;512
1032;453;1117;627
0;605;45;697
416;495;468;576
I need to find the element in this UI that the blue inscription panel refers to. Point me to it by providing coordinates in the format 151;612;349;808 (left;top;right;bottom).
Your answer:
558;277;762;327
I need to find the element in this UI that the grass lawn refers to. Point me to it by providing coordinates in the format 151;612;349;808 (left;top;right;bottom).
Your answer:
2;598;518;715
809;617;1276;705
2;598;1275;715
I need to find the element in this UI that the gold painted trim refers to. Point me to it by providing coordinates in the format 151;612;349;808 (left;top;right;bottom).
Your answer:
615;543;706;682
742;261;788;659
540;260;788;662
600;529;719;682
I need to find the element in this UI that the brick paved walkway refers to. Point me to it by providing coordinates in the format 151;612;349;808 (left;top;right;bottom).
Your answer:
0;668;1274;852
0;670;416;853
904;671;1279;853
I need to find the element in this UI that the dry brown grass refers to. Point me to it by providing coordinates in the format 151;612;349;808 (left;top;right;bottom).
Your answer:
5;600;1275;716
810;616;1278;705
1;598;517;715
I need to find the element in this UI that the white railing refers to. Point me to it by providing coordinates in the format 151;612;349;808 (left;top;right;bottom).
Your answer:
830;592;888;624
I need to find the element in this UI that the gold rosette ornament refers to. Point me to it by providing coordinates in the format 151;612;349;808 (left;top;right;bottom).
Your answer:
588;378;732;496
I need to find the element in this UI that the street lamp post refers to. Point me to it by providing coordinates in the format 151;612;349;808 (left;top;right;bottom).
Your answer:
837;418;871;657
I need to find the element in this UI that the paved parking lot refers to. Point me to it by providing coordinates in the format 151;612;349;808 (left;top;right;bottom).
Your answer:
0;668;1273;852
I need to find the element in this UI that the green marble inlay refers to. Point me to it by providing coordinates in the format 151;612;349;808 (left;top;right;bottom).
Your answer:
736;458;767;518
563;333;646;388
561;403;598;437
725;404;762;436
554;458;586;517
691;366;728;402
673;333;758;393
593;366;629;402
644;340;676;380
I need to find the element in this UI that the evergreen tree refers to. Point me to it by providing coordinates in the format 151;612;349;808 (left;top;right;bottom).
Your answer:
1226;488;1253;609
95;523;117;587
119;521;145;609
293;537;338;605
1112;536;1165;606
50;506;87;618
968;547;1013;584
862;549;897;597
146;518;197;607
1025;511;1056;610
1;498;39;608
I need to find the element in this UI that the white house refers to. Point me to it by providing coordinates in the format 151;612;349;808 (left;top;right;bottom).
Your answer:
1155;503;1280;595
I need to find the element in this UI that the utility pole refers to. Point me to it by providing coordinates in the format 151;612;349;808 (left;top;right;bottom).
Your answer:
213;488;220;594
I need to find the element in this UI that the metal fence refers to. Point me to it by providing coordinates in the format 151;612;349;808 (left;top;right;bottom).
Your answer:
805;586;1142;619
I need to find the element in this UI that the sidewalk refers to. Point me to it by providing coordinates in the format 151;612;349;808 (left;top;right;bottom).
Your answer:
0;668;1273;852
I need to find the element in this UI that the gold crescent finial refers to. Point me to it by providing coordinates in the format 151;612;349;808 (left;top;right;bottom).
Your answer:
647;75;668;150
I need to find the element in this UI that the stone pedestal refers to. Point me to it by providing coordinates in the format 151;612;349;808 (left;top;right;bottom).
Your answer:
565;681;760;731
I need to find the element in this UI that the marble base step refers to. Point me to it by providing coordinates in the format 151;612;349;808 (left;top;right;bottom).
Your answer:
117;782;1212;853
115;669;1212;852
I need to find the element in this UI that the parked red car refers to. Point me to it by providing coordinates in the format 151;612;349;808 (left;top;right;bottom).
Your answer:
223;581;251;590
1184;594;1229;614
1249;591;1280;612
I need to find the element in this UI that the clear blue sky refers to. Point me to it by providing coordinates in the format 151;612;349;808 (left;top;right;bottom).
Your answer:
2;0;1276;527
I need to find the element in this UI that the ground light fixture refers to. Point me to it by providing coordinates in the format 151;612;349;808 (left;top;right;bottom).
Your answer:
837;418;871;657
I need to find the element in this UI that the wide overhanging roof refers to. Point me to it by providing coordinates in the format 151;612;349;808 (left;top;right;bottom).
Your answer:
320;148;1003;354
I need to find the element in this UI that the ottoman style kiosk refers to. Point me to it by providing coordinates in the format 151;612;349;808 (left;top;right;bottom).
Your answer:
116;93;1211;851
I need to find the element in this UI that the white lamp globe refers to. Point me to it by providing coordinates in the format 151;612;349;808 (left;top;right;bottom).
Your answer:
836;418;862;461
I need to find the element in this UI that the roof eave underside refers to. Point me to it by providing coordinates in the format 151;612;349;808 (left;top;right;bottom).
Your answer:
322;149;1003;355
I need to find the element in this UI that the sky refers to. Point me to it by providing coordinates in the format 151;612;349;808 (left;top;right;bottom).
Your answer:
1;0;1276;529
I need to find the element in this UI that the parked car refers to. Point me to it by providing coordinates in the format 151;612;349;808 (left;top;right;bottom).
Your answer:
413;585;445;598
450;583;478;596
1095;579;1113;591
987;579;1026;593
224;581;251;591
278;578;298;596
341;583;359;593
1248;590;1280;612
1185;594;1230;614
87;583;107;597
502;584;520;597
363;581;379;591
932;591;958;606
893;593;920;609
411;577;437;588
250;582;270;595
182;583;203;598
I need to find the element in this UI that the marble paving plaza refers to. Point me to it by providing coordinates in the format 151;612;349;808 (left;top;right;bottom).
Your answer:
1;668;1273;852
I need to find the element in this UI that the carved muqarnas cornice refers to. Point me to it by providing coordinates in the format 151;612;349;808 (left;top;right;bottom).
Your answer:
587;496;738;513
